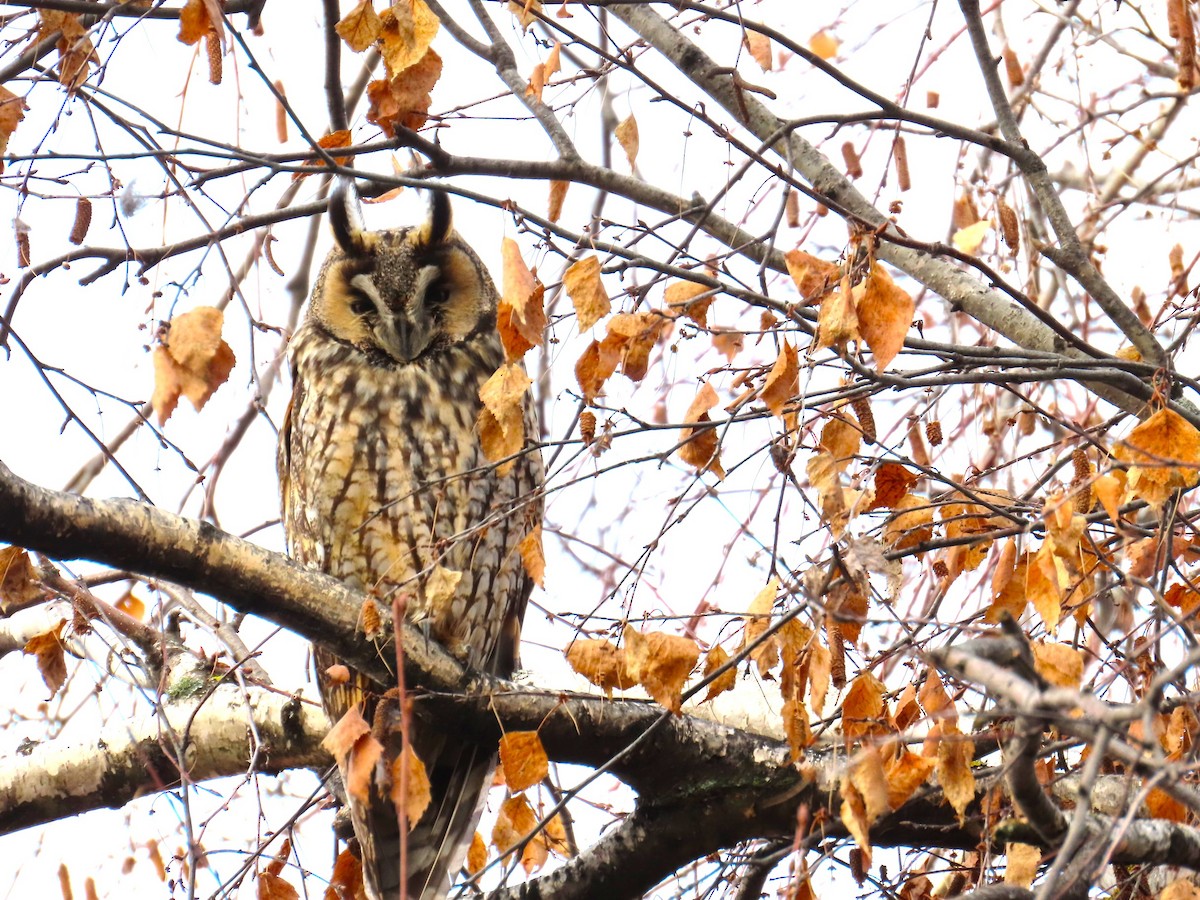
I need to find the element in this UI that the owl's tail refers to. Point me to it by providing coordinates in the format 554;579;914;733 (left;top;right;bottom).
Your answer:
354;696;496;900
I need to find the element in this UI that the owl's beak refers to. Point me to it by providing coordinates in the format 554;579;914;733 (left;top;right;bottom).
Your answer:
376;309;434;363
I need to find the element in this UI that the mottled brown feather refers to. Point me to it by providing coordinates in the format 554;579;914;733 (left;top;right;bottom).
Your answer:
279;194;542;900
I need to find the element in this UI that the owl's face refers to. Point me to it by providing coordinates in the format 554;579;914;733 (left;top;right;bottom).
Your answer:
308;185;498;364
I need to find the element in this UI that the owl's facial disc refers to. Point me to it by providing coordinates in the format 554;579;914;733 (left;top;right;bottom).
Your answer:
348;264;444;363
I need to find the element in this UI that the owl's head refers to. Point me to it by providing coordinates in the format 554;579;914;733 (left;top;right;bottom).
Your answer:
308;181;499;364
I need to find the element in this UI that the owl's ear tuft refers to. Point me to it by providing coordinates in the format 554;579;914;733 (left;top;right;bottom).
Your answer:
329;178;370;256
426;187;453;247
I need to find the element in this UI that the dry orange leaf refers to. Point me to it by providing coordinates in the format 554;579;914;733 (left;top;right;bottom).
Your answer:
679;381;725;479
0;546;41;610
745;30;772;70
466;832;488;875
884;494;934;554
918;670;954;725
345;733;383;805
809;29;839;60
151;306;236;425
517;526;545;588
321;705;371;759
761;342;799;417
820;415;861;470
605;311;668;381
564;638;635;694
857;264;914;370
884;748;936;810
0;86;26;172
563;256;610;332
711;328;744;362
323;848;363;900
743;578;780;676
477;363;531;474
1031;641;1083;688
782;695;813;760
701;644;737;702
933;722;976;822
178;0;216;45
256;872;299;900
624;627;700;713
498;238;546;361
366;47;443;135
615;114;639;169
499;731;549;793
335;0;384;52
492;794;548;873
547;179;568;223
378;0;439;73
842;671;887;739
1113;408;1200;506
664;280;715;329
1147;787;1188;823
816;284;860;351
784;249;838;302
390;743;432;829
574;339;621;404
987;550;1029;623
869;463;918;511
24;619;67;697
839;772;874;869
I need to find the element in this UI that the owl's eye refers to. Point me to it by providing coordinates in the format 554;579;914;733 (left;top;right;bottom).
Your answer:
348;295;374;317
425;283;452;306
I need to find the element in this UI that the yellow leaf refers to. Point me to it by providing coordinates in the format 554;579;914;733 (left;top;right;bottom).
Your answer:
1113;408;1200;506
743;578;780;676
335;0;384;52
624;627;700;713
499;731;549;793
679;381;725;479
563;256;610;332
492;793;537;855
820;415;861;470
1004;843;1041;887
615;114;639;169
476;364;531;474
952;219;991;254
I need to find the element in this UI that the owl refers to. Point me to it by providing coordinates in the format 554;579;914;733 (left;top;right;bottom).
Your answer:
278;182;543;900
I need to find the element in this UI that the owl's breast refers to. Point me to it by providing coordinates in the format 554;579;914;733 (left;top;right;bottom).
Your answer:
280;327;541;668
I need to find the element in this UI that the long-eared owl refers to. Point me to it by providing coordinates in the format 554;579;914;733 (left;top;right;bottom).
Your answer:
278;182;543;899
